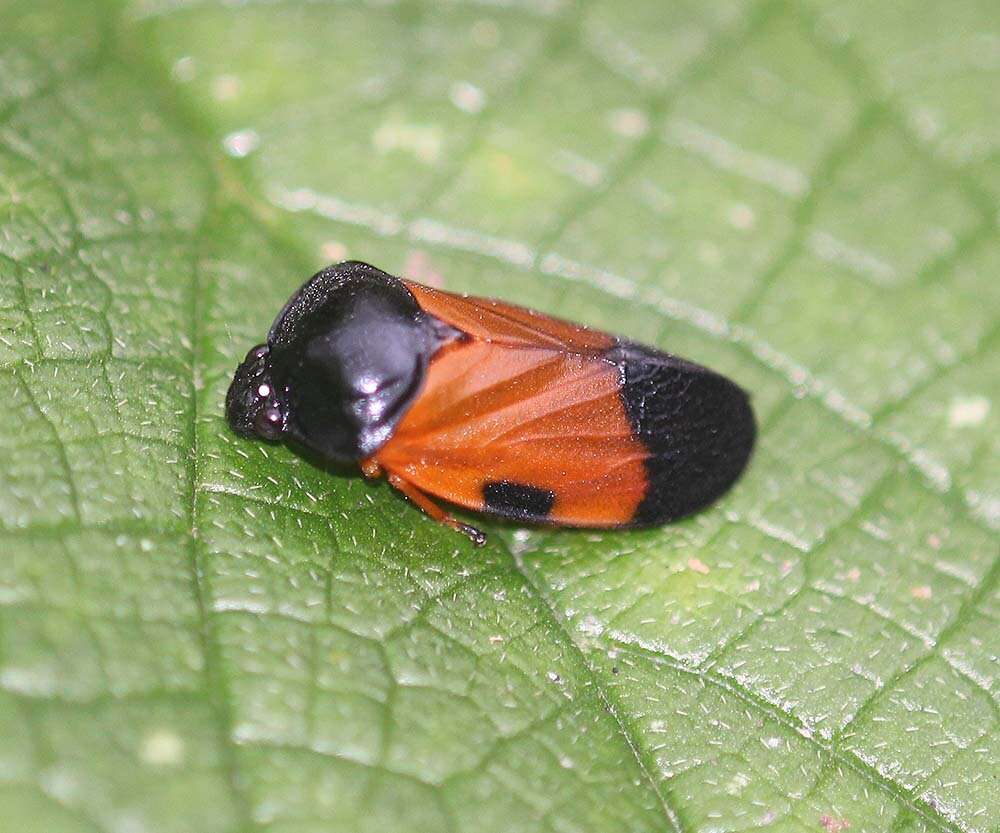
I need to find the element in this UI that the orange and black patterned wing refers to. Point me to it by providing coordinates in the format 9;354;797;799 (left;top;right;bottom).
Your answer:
372;337;649;526
371;282;755;528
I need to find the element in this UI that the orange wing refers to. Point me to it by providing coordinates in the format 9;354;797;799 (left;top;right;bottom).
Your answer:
370;284;649;527
403;280;614;353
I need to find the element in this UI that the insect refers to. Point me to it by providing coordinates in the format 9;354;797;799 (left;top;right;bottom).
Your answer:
226;261;755;545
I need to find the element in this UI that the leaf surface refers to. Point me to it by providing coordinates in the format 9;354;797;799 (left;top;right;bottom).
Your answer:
1;1;997;832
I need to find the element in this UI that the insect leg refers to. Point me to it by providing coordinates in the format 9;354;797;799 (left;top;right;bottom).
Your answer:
385;472;487;547
360;458;382;479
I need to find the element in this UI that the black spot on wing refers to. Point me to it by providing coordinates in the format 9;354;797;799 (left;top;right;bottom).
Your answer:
606;342;756;526
483;480;556;523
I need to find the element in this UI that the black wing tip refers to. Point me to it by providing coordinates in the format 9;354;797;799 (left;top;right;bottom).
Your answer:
633;377;756;526
611;344;757;527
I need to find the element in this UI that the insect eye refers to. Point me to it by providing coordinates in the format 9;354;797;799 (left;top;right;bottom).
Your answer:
253;406;283;440
247;344;269;363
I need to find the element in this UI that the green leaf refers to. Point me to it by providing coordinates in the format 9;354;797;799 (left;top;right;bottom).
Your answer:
1;1;997;832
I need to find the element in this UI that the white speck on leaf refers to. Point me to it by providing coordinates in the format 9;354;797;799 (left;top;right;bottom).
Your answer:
948;395;989;428
687;557;711;575
608;108;649;138
728;202;756;230
553;149;603;187
170;56;196;82
39;765;80;802
140;729;185;766
211;73;241;101
578;614;605;637
320;240;348;261
910;106;941;141
223;129;260;158
725;772;750;795
449;81;486;114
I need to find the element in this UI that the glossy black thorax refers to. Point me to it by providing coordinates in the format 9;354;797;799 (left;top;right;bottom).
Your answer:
226;261;440;463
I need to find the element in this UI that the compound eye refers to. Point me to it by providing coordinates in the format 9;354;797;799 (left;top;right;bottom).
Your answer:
253;406;283;440
247;344;269;363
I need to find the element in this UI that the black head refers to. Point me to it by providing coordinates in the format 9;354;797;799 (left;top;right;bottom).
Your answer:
225;344;286;442
226;261;441;465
